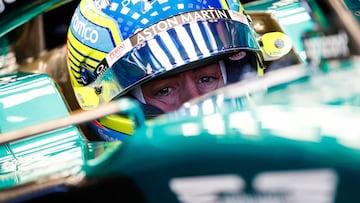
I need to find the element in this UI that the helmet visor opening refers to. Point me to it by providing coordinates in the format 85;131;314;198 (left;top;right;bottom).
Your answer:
90;9;262;105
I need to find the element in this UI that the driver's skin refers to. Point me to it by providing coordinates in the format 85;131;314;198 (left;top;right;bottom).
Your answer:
141;62;224;112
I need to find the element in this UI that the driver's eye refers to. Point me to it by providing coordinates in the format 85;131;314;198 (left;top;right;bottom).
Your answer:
155;87;171;97
199;76;216;83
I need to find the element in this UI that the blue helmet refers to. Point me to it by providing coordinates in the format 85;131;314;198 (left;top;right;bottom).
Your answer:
66;0;264;140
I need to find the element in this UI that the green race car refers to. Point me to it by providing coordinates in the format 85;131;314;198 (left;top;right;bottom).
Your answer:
1;0;360;202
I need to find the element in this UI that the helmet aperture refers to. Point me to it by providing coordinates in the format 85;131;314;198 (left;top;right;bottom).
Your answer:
66;0;264;140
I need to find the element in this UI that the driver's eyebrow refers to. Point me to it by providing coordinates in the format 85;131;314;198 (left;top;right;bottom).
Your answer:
154;71;185;81
158;75;178;80
146;74;177;84
156;63;219;81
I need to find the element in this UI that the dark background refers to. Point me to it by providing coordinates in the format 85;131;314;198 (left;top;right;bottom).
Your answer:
43;0;80;50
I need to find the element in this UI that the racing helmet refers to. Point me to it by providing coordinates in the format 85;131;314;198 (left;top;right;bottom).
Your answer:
66;0;264;140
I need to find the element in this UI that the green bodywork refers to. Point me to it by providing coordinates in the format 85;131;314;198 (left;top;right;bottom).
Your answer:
2;60;360;203
1;0;360;202
0;0;72;38
245;0;315;62
0;72;85;189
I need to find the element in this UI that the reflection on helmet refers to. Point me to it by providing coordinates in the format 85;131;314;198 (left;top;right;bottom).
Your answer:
66;0;264;141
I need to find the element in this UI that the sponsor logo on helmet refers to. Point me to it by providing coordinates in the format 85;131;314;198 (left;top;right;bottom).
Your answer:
72;12;99;43
131;9;233;45
93;39;133;78
108;42;128;61
95;62;109;76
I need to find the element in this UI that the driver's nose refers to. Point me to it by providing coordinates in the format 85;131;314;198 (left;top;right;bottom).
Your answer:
179;74;201;103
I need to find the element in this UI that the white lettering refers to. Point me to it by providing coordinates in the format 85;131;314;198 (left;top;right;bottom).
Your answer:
304;31;350;64
180;12;194;22
170;169;337;203
72;12;99;43
96;64;107;75
132;9;232;45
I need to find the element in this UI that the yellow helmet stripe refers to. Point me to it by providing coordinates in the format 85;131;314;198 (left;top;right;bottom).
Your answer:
220;0;229;10
67;29;107;70
219;0;245;13
79;0;122;45
99;115;135;135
